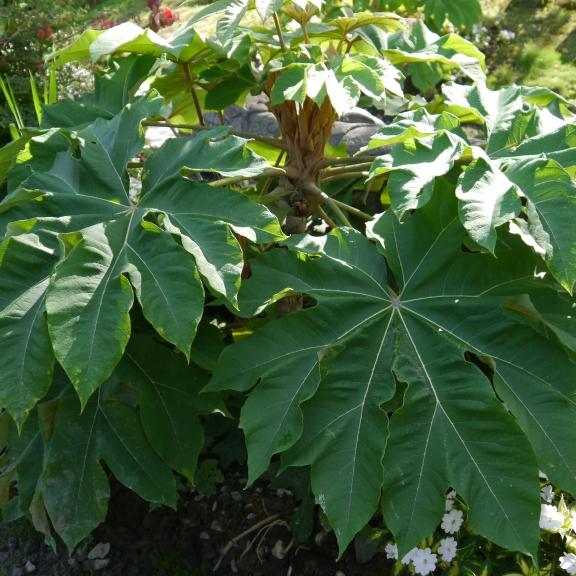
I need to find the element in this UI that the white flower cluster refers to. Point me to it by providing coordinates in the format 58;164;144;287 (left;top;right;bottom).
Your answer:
385;491;461;575
561;553;576;576
402;547;437;575
538;485;576;575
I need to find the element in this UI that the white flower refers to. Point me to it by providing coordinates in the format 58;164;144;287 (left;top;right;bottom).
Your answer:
401;547;418;565
412;548;438;576
560;553;576;575
385;542;398;560
540;504;564;532
541;485;554;503
441;509;464;534
438;537;458;562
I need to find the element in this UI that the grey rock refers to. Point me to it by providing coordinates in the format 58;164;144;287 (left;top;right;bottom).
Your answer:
230;491;242;502
314;530;328;547
335;124;382;154
340;107;384;125
210;520;223;532
271;540;287;560
24;562;36;574
200;531;210;540
88;542;110;560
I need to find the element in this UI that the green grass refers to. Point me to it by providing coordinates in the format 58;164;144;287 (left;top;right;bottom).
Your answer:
482;0;576;99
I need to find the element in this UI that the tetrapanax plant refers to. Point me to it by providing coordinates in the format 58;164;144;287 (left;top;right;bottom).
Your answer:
0;1;575;569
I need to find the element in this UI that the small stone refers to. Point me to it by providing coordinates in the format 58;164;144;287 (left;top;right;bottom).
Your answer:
271;540;287;560
276;488;293;498
10;568;23;576
194;494;204;502
67;559;78;568
211;501;218;512
210;520;223;532
335;571;346;576
92;558;110;571
200;531;210;540
314;531;327;547
246;512;256;521
24;562;36;574
230;491;242;502
255;487;262;494
230;559;238;573
88;542;111;560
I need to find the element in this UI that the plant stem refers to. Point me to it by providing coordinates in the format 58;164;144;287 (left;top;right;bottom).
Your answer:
302;182;351;227
321;162;373;176
260;186;292;204
202;167;286;188
260;150;286;198
321;171;369;183
324;195;352;226
301;21;310;43
318;206;338;229
330;197;373;221
182;62;205;126
273;12;287;53
142;120;287;150
321;156;375;167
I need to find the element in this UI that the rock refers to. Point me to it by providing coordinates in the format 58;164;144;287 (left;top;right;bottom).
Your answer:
276;488;293;498
230;491;242;502
88;542;111;560
333;124;382;154
314;530;328;547
271;540;287;560
246;512;257;521
340;108;383;125
200;531;210;540
210;520;223;532
24;561;36;574
10;568;23;576
91;558;110;571
335;571;346;576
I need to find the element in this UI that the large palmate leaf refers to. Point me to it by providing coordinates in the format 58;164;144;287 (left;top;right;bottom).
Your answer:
383;21;486;92
115;335;226;482
361;83;576;291
0;96;284;418
42;386;177;551
208;193;576;556
0;232;58;426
